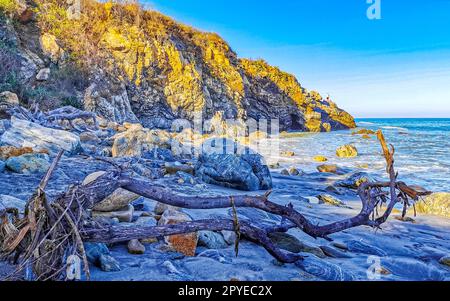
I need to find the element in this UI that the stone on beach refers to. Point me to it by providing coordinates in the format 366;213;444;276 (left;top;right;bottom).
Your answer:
412;192;450;218
84;242;121;272
158;209;198;257
1;117;81;155
5;153;50;174
317;164;338;173
280;151;295;157
198;231;228;249
335;172;373;189
195;153;272;191
317;194;352;209
313;155;328;162
83;171;140;212
268;232;326;258
0;146;37;160
127;239;146;255
336;144;358;158
92;204;135;223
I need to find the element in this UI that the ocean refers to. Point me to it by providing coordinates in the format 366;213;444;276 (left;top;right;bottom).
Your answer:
275;118;450;192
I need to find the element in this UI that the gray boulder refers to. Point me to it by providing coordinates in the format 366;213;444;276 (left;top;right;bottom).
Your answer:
84;242;121;272
1;117;81;155
198;231;229;249
195;153;272;191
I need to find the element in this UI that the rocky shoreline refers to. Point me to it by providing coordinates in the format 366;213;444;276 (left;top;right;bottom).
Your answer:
0;104;449;281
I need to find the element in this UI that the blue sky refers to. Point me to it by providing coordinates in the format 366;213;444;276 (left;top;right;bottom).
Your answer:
143;0;450;118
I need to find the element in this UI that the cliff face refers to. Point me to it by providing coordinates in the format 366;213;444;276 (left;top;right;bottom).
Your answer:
0;0;356;132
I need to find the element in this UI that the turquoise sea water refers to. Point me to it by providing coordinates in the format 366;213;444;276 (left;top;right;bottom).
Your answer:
277;118;450;192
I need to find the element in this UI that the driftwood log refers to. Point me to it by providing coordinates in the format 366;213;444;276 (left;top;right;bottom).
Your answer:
0;131;431;280
7;105;98;132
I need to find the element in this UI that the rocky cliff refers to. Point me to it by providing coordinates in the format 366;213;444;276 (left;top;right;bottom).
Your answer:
0;0;356;132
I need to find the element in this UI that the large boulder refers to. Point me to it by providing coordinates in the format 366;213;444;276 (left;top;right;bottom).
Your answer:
412;193;450;218
111;123;172;158
195;153;272;191
83;171;140;212
1;117;81;155
336;144;358;158
6;153;50;174
158;209;198;257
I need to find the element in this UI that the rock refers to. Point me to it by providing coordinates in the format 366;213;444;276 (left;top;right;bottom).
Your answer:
0;160;4;172
99;254;121;272
325;185;345;195
319;246;352;258
394;216;416;223
79;132;101;144
197;250;232;264
221;231;237;245
439;256;450;267
164;161;194;175
288;167;302;176
111;123;145;157
0;92;19;119
198;231;228;249
84;242;121;272
347;240;387;257
135;216;157;227
176;171;197;185
40;33;64;63
331;242;348;250
336;144;358;158
195;153;272;191
268;232;326;258
317;164;337;173
280;151;295;157
295;255;354;281
335;172;373;189
35;68;50;81
83;171;140;212
0;195;26;215
361;134;371;139
412;192;450;218
158;209;198;256
154;202;180;215
0;91;19;106
313;155;328;162
6;153;50;174
127;239;146;255
92;204;135;223
1;117;81;155
111;123;173;158
144;148;175;162
352;129;376;135
317;194;351;209
0;146;37;160
280;169;290;176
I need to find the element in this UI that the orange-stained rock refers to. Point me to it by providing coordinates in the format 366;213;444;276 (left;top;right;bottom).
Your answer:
0;146;33;160
158;209;198;256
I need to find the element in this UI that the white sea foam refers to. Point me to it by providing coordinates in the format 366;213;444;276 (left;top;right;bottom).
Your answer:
381;126;409;131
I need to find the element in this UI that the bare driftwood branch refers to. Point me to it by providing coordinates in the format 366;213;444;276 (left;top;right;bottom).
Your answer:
7;105;99;132
0;131;432;280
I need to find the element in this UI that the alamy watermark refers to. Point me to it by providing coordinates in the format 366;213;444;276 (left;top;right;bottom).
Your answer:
366;0;382;20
